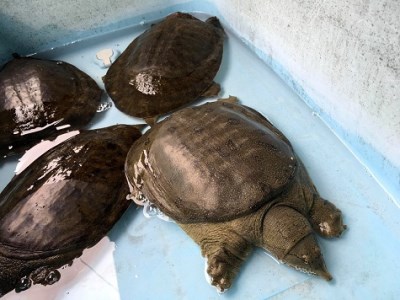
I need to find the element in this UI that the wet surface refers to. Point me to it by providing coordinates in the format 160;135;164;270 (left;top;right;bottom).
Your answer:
0;125;141;296
103;12;224;119
0;57;102;157
125;100;298;223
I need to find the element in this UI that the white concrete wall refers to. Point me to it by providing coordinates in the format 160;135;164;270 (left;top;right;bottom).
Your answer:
212;0;400;198
0;0;190;63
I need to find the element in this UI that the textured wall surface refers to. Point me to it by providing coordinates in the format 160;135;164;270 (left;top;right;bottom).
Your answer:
212;0;400;199
0;0;190;63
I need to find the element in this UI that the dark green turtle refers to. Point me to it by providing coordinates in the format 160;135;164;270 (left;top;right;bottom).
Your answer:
0;125;142;297
125;98;346;292
103;12;224;122
0;56;102;157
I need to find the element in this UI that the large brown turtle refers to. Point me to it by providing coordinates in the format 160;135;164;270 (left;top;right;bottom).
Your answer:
0;125;142;297
103;12;224;122
0;55;102;157
125;98;346;292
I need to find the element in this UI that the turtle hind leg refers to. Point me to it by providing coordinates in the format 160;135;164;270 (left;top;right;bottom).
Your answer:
258;205;332;280
309;196;347;238
179;222;252;293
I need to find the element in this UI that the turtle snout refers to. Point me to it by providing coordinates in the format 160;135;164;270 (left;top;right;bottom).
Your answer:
284;234;332;281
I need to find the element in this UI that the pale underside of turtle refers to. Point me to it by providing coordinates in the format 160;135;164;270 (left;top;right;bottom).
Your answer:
103;12;224;121
0;125;142;297
125;99;346;292
0;56;102;158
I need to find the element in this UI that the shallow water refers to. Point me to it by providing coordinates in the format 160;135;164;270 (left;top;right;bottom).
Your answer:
1;11;399;300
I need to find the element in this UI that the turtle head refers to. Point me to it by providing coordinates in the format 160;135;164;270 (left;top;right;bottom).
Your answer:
261;205;332;281
283;234;332;280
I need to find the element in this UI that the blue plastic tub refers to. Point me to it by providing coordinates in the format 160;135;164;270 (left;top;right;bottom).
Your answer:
1;3;399;300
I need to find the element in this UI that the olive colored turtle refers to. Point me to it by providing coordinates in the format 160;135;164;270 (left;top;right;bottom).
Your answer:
125;98;346;292
0;125;142;297
0;56;102;157
103;12;224;122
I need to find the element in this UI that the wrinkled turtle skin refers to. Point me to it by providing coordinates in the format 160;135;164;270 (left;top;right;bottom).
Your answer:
0;125;142;297
0;56;102;157
125;99;346;292
103;12;224;119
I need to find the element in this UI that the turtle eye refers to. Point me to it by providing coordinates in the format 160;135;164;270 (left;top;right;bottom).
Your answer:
15;275;32;293
45;270;61;285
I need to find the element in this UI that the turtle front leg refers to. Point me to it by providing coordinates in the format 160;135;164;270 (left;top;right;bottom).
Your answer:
308;196;347;238
31;266;61;286
179;222;252;292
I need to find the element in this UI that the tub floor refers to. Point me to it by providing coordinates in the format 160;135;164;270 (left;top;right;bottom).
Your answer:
1;11;399;300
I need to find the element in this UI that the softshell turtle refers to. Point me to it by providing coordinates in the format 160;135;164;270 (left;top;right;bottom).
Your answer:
0;56;102;157
103;12;224;121
125;98;346;292
0;125;142;297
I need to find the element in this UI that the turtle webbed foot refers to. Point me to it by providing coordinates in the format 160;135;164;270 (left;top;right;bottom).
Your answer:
206;249;238;293
180;222;252;292
309;197;347;238
31;267;61;286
